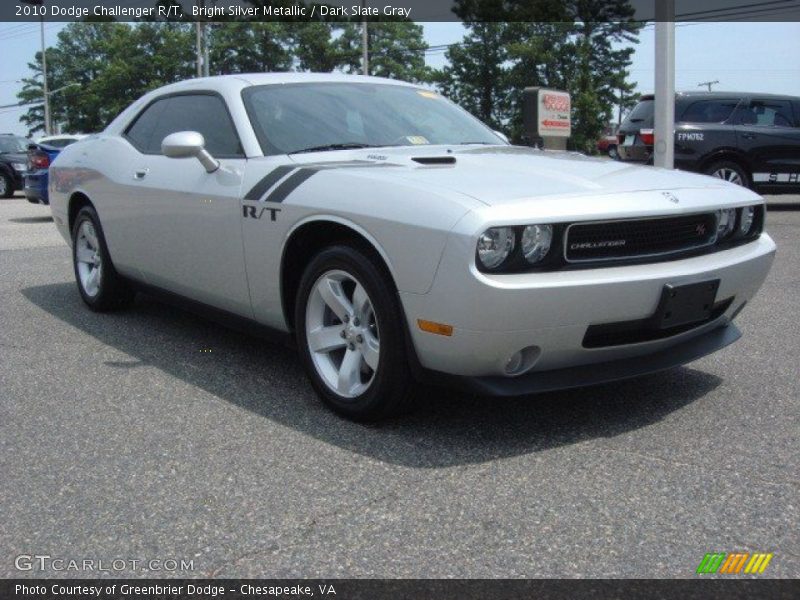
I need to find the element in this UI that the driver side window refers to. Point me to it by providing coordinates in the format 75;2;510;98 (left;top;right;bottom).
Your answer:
125;93;244;157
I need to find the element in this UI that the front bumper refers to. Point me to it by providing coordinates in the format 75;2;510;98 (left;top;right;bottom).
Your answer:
400;233;776;383
420;322;741;396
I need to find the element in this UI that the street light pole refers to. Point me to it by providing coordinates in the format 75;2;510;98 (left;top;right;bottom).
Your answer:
654;0;675;169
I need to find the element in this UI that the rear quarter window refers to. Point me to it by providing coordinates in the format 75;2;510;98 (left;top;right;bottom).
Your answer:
679;99;741;124
621;99;654;129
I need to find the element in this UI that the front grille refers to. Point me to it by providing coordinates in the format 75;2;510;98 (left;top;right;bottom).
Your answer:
565;213;717;263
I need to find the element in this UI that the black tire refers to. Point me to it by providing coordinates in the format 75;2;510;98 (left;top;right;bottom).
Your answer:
295;244;414;421
607;145;619;160
71;205;135;311
704;160;750;189
0;172;13;198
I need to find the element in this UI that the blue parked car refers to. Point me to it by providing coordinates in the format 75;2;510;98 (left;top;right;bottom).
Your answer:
25;134;85;205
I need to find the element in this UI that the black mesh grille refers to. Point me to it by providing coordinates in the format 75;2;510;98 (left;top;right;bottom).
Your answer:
565;213;717;262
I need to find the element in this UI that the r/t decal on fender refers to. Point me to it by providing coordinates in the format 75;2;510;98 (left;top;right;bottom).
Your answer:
243;205;281;221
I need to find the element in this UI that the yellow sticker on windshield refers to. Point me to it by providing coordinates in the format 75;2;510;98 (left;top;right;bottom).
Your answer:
416;90;439;99
405;136;430;145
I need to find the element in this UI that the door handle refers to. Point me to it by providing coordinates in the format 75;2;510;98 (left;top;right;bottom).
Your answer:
133;169;149;180
741;133;756;140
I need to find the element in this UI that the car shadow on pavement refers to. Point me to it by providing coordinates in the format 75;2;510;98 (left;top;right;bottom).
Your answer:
22;282;722;468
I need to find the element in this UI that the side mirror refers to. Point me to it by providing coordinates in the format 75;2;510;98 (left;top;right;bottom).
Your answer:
161;131;219;173
494;130;510;144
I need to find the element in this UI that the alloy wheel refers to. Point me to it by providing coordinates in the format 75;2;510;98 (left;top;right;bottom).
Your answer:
75;220;103;297
305;269;380;399
712;167;744;186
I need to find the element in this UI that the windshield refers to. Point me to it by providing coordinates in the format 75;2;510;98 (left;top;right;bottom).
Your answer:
242;82;503;156
0;136;29;153
621;99;654;130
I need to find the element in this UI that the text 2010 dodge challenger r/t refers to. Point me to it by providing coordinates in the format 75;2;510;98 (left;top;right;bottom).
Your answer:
49;74;776;420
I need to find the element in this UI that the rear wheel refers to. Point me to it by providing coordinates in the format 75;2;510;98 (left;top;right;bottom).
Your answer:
71;205;135;311
295;245;414;421
705;160;749;188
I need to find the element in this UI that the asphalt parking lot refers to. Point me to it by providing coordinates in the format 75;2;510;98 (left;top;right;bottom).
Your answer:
1;192;798;579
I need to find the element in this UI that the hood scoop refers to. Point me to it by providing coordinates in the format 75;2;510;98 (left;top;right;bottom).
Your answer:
411;155;456;166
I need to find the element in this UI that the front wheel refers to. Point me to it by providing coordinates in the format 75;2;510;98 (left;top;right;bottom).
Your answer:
295;245;414;421
705;160;750;188
607;145;619;160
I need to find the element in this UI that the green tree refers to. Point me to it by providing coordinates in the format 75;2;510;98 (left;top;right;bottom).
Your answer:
291;22;343;72
436;23;512;131
18;22;133;135
337;21;431;83
209;22;294;74
449;0;642;150
17;22;195;135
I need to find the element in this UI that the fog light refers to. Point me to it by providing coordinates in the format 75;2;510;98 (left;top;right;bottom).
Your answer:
505;352;524;375
503;346;541;377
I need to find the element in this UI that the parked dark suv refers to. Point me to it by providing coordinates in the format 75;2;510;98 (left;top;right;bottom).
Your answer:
617;92;800;194
0;134;31;198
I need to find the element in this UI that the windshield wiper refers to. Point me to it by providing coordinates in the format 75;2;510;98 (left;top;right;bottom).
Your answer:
460;141;494;145
288;143;378;155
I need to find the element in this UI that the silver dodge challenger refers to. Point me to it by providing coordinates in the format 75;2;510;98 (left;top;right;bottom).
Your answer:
49;73;776;420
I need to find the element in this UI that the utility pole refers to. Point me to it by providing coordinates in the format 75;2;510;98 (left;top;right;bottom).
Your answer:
196;21;203;77
361;0;369;75
39;9;50;134
203;23;210;77
654;0;675;169
698;80;719;92
196;0;210;77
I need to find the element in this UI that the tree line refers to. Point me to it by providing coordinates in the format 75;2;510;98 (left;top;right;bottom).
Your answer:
18;5;642;153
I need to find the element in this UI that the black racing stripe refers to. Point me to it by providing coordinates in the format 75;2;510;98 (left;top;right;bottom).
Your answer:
264;168;318;204
244;165;295;201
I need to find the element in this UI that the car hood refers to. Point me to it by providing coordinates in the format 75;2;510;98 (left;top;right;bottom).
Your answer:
289;144;738;207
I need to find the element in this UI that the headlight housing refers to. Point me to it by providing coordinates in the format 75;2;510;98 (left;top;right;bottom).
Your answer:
521;224;553;263
477;227;515;270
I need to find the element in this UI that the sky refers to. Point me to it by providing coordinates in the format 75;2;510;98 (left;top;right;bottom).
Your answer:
1;21;799;137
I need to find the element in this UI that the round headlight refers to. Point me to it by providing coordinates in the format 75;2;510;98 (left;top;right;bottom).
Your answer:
477;227;515;270
739;206;756;235
716;208;736;238
521;224;553;263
